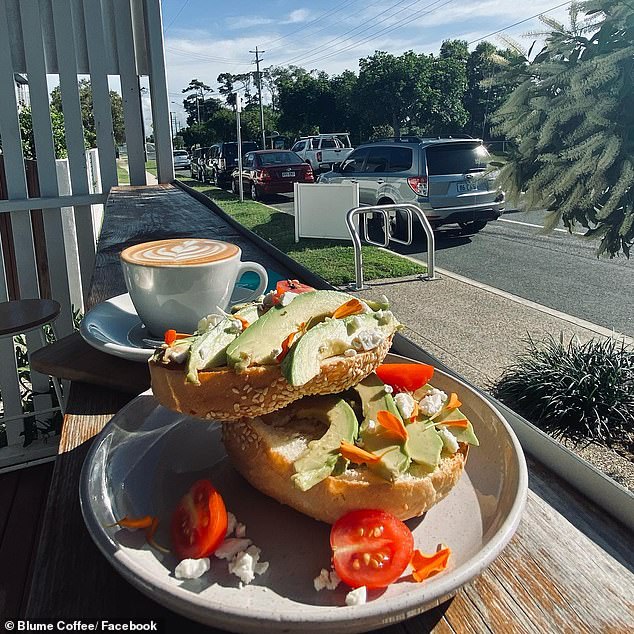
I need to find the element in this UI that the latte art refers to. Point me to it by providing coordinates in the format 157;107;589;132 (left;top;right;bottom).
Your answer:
121;239;239;266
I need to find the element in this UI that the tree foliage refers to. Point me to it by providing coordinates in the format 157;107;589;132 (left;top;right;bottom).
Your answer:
50;80;125;147
18;106;67;159
492;1;634;257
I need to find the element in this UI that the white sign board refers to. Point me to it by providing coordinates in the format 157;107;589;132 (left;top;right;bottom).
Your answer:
294;182;360;242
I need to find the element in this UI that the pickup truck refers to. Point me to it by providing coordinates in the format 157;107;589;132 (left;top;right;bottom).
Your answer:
290;134;354;172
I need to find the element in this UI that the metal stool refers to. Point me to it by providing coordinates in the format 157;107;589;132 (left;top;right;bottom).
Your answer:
0;299;65;417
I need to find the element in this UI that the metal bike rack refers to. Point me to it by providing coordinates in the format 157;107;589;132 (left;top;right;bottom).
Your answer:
345;203;439;290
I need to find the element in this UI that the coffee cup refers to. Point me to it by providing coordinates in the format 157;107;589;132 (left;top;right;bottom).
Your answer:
120;238;268;337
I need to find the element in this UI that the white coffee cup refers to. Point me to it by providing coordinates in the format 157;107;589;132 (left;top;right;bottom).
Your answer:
120;238;268;337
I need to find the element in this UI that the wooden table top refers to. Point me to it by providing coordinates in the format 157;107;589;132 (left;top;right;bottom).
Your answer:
25;184;634;633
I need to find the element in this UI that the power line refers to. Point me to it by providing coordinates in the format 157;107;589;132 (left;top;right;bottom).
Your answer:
276;0;424;67
165;46;251;65
467;1;573;45
263;0;361;51
163;0;191;32
297;0;454;68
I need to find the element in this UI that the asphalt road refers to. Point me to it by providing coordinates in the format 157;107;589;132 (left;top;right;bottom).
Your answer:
262;191;634;337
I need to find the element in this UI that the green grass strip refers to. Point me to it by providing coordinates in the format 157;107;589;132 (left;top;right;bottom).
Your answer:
179;178;426;285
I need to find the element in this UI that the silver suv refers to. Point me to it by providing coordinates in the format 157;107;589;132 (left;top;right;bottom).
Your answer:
318;137;505;234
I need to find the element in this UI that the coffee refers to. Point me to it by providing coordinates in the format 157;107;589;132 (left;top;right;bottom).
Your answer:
121;238;239;266
120;238;268;336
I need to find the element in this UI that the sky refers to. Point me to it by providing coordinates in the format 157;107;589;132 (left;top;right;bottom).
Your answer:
160;0;573;131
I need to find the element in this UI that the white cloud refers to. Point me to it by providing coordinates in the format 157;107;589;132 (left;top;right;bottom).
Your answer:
287;8;310;24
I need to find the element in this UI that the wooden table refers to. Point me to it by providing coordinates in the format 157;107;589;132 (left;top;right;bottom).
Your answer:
25;184;634;633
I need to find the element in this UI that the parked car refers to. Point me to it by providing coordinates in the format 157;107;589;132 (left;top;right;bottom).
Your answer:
190;147;210;181
204;141;259;187
230;150;314;200
291;133;354;173
172;150;190;170
318;136;505;234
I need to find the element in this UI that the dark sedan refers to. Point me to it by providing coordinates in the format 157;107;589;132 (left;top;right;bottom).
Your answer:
230;150;314;200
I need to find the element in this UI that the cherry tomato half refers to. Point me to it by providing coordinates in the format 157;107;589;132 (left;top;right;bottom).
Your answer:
330;509;414;589
170;480;228;560
376;363;434;393
272;279;314;304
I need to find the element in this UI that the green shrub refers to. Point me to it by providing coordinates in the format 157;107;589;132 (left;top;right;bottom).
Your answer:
492;334;634;447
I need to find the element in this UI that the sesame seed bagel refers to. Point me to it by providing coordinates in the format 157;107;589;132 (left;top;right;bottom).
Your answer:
149;335;394;421
221;411;467;524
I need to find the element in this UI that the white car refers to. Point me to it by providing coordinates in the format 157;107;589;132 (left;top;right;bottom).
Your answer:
173;150;190;170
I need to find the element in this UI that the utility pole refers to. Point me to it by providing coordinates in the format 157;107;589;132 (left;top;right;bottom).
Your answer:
250;46;266;149
234;92;244;202
170;112;175;140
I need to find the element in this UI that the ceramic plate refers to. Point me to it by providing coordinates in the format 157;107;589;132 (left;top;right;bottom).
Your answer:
79;356;528;633
79;288;257;362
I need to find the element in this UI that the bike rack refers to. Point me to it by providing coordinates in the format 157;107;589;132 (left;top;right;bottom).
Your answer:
345;203;439;290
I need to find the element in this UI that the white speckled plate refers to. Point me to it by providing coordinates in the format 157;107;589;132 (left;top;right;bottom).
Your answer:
79;355;527;633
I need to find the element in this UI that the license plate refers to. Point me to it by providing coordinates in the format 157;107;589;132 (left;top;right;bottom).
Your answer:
457;181;478;193
282;171;295;178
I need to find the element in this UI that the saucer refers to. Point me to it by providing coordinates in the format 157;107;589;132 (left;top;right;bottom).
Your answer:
80;286;256;363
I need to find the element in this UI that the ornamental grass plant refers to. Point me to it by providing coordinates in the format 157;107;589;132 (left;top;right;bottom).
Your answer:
492;334;634;449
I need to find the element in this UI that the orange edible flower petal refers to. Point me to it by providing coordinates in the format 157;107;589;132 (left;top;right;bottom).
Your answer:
332;298;364;319
107;515;154;530
438;418;469;429
164;330;191;346
446;393;462;409
340;440;382;464
410;546;451;582
409;401;419;423
376;410;408;441
275;323;305;363
145;517;170;554
376;363;435;393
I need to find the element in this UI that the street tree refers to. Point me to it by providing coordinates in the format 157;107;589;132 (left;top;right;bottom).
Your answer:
182;79;213;124
492;0;634;257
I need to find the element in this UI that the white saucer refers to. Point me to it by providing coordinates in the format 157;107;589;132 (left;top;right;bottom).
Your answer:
80;288;255;363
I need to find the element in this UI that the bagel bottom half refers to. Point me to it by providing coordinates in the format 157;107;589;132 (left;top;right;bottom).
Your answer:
221;411;467;524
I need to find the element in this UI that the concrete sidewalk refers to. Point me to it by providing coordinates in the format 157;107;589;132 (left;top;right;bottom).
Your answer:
343;268;631;392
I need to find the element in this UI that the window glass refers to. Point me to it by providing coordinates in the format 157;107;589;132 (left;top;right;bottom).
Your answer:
425;143;489;175
341;148;369;173
388;147;413;172
259;152;302;166
363;147;390;173
243;154;253;167
292;141;305;152
321;138;337;149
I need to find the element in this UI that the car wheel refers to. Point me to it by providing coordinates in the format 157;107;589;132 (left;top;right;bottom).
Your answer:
231;178;238;195
210;170;217;186
393;209;409;240
250;183;259;201
459;220;488;234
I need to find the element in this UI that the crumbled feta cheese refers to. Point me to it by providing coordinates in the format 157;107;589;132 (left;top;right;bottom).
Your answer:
366;419;377;432
278;291;298;307
163;343;189;364
375;309;393;325
418;388;447;417
350;315;364;331
196;313;223;333
383;384;393;394
343;348;357;357
351;329;385;352
261;290;277;309
313;568;341;591
228;318;243;333
345;586;367;606
270;346;283;361
215;537;252;560
174;557;210;580
394;392;416;420
225;512;237;536
438;427;460;453
359;301;373;314
235;522;247;538
228;545;268;586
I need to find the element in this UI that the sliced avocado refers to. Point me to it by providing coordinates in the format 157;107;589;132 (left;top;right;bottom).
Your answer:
226;290;351;371
434;407;479;446
291;397;358;491
354;374;410;481
406;419;443;468
185;304;260;384
281;311;398;386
